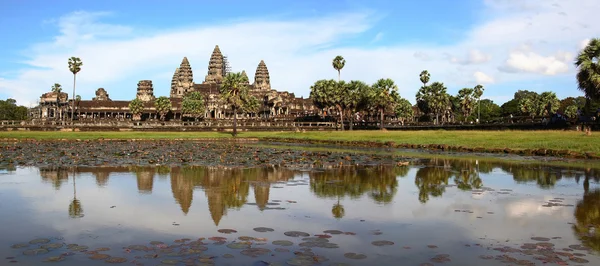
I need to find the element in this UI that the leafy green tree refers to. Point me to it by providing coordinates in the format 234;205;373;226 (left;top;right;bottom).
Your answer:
565;105;579;119
128;98;144;121
474;84;484;123
457;88;475;122
501;99;520;117
370;78;399;130
559;96;587;113
471;99;501;122
394;98;413;125
575;38;600;101
68;57;82;121
310;79;347;130
154;96;172;121
539;91;560;116
220;72;258;136
75;95;81;101
332;56;346;81
0;99;28;120
181;92;206;121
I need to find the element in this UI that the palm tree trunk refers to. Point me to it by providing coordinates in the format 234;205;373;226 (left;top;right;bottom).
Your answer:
71;75;76;122
380;108;384;130
349;112;354;131
338;106;344;131
233;106;238;137
337;70;340;82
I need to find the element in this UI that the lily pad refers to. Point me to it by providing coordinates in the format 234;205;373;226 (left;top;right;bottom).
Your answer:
208;237;227;242
150;241;165;245
301;237;329;243
569;244;591;251
11;243;29;249
272;240;294;246
227;242;251;249
284;231;310;237
105;257;128;263
41;243;63;249
218;229;238;234
531;237;551;241
570;257;589;263
274;248;289;252
29;238;51;244
44;256;65;262
240;248;271;257
161;259;180;264
69;245;89;251
127;245;147;251
323;230;343;235
253;227;275;233
314;234;332;238
89;254;111;260
238;236;256;241
371;240;394;246
344;253;367;259
95;247;110;251
23;248;49;256
286;257;316;266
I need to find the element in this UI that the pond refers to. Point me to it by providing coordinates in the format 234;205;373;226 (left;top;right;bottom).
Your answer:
0;157;599;265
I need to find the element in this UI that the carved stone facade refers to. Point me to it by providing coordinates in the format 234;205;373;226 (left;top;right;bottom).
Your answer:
170;57;195;98
253;60;271;91
93;88;111;101
136;80;155;102
203;45;224;84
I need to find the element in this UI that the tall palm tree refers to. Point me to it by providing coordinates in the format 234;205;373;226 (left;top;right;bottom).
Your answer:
473;84;484;123
371;78;399;130
220;72;253;136
575;38;600;111
419;70;430;86
332;56;346;81
69;170;84;218
68;57;83;122
51;83;62;120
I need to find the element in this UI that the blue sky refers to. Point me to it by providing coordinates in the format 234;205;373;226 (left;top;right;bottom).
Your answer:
0;0;596;106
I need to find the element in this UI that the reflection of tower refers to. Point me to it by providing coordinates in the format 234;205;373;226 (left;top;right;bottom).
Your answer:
206;189;225;226
136;171;154;194
94;171;110;187
170;168;193;214
253;185;270;211
40;167;69;190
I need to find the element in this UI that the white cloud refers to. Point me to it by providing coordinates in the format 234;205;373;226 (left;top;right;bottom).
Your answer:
499;50;570;75
371;32;384;43
474;71;495;84
1;0;599;106
448;49;492;65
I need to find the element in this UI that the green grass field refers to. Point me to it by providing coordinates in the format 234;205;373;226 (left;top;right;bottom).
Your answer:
1;130;598;155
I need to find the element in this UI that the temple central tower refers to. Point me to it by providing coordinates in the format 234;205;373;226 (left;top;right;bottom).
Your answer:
204;45;224;84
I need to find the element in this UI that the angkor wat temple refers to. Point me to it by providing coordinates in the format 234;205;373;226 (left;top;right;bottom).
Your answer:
34;45;316;121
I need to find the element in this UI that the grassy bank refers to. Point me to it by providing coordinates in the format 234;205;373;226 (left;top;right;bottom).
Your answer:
1;130;598;156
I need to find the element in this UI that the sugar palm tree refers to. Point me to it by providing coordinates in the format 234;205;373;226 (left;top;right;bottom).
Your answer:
332;197;345;220
154;96;172;121
51;83;62;120
68;57;82;121
419;70;430;86
128;98;144;121
575;38;600;102
220;72;257;136
371;78;399;130
332;56;346;81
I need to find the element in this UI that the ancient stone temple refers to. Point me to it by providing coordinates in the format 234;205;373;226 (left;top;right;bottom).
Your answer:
203;45;224;84
92;88;111;101
253;60;271;91
136;80;155;102
170;57;194;98
241;70;250;85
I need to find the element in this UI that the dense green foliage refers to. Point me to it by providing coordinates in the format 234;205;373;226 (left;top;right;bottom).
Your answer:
181;92;205;121
575;38;600;100
0;99;28;120
128;98;144;120
219;72;259;136
155;96;172;120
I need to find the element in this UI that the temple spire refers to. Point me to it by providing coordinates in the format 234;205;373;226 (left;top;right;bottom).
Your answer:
253;60;271;91
204;45;224;84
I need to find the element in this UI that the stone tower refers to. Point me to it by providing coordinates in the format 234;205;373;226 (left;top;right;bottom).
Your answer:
93;88;111;101
170;57;194;98
204;45;224;84
136;80;155;102
241;70;250;85
253;60;271;91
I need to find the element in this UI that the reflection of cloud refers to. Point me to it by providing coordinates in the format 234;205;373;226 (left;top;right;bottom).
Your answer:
504;197;571;219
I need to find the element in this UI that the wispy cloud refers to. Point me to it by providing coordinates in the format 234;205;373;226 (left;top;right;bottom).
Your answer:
0;0;598;106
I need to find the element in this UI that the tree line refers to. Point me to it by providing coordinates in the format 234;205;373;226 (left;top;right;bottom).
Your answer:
0;99;28;120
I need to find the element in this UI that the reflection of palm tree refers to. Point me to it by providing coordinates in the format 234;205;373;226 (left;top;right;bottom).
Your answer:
68;170;84;218
332;197;345;220
573;189;600;251
415;165;452;203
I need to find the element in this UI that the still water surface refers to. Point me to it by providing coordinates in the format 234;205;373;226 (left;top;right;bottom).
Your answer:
0;158;599;265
